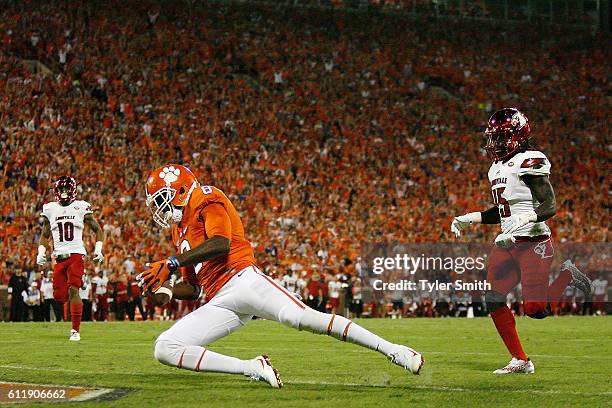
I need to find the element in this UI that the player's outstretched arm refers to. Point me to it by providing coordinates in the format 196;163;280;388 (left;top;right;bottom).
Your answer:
37;217;51;266
138;204;231;292
522;175;556;221
84;213;105;263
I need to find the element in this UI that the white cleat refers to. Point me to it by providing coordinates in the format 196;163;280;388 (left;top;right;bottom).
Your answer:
69;329;80;342
493;358;535;374
388;345;424;375
244;355;283;388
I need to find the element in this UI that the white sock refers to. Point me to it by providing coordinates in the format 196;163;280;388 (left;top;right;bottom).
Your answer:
158;342;245;374
299;310;395;355
329;314;395;355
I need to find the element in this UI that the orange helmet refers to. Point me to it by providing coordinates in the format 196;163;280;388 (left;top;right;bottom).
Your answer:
145;164;199;228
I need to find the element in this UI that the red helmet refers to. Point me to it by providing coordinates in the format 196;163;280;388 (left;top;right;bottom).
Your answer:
145;164;199;228
54;176;77;205
484;108;531;161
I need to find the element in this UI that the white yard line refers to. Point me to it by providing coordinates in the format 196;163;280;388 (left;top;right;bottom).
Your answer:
2;364;610;397
285;380;612;396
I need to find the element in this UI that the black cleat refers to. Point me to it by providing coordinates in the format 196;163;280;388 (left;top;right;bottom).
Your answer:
561;260;592;301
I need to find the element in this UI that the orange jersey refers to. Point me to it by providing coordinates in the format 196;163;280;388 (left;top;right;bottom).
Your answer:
171;185;255;300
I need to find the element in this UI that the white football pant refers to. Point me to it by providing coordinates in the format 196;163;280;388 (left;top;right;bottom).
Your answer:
154;266;400;375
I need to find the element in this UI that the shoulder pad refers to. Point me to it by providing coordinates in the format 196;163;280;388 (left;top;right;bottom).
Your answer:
193;186;225;208
79;200;93;214
41;202;54;218
517;151;551;176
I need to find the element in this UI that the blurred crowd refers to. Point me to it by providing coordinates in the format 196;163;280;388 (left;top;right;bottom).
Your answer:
3;265;607;322
0;1;609;318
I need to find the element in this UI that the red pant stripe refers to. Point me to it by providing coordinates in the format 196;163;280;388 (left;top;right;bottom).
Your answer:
326;314;336;336
342;321;353;341
195;349;206;372
258;271;305;309
178;350;185;369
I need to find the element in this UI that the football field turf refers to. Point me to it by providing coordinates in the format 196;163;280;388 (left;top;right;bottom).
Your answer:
1;316;610;407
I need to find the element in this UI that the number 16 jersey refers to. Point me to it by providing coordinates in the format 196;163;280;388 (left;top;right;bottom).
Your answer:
41;200;92;255
488;150;552;237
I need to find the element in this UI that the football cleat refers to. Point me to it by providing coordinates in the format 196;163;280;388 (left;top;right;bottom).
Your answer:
69;329;80;342
244;355;282;388
561;260;592;301
493;358;535;374
387;345;424;375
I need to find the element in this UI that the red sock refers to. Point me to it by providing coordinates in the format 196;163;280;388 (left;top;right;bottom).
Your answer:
491;306;528;361
63;302;69;321
70;303;83;332
548;270;572;309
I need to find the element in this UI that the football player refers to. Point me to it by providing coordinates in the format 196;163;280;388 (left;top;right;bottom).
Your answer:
37;176;105;341
451;108;591;374
138;165;423;388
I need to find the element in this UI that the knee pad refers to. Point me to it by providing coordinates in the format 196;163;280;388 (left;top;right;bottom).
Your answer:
524;301;549;319
276;304;308;329
154;339;184;366
485;291;506;313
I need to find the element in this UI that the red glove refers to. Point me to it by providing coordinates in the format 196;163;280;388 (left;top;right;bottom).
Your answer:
137;257;180;292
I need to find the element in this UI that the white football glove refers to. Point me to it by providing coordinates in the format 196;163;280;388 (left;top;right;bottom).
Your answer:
494;233;516;249
92;241;104;264
504;210;537;234
451;212;482;238
36;245;47;266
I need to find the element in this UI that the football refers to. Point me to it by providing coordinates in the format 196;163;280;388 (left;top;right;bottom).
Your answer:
144;280;174;307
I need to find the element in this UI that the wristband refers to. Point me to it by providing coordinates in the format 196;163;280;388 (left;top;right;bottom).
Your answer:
168;256;180;273
94;241;103;253
38;245;47;256
464;212;482;224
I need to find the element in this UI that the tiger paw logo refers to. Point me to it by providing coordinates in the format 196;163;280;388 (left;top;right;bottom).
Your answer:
159;166;181;184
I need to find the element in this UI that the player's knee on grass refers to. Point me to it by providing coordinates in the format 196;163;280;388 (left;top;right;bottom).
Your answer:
154;339;183;367
485;290;506;313
524;301;549;319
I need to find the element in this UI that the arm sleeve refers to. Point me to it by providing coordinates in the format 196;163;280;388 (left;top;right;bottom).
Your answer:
201;203;232;239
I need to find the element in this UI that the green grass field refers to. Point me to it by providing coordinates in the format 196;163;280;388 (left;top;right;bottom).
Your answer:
1;316;610;407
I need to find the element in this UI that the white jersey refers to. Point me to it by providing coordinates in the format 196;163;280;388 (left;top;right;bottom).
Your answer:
283;274;298;293
41;200;92;256
592;279;608;297
328;281;342;299
488;150;552;237
92;275;109;295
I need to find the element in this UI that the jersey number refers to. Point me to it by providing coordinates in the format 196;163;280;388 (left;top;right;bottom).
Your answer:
491;187;511;218
57;222;74;242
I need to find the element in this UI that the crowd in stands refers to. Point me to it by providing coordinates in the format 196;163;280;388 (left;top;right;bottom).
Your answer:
0;1;609;319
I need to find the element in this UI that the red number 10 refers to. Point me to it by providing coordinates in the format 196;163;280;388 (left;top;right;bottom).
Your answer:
492;187;511;218
57;222;74;242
